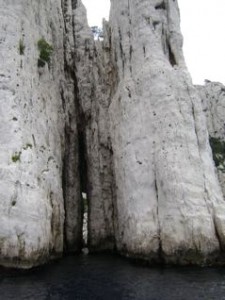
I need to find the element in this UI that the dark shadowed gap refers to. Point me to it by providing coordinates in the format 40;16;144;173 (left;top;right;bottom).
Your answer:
167;40;177;67
62;117;83;253
155;1;166;10
78;127;89;252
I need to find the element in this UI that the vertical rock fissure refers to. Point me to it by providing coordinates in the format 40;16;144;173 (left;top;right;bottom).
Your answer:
68;61;90;251
77;117;89;249
62;67;89;252
70;0;90;251
61;0;86;254
62;117;82;253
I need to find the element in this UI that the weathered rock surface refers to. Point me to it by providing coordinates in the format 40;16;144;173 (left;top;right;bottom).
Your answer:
1;0;225;268
0;0;82;268
197;81;225;199
106;0;225;264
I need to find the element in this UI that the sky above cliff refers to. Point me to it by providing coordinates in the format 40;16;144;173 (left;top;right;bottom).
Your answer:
82;0;225;85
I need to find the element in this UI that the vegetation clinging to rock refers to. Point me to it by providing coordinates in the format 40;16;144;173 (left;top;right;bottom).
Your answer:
12;152;21;163
37;38;53;67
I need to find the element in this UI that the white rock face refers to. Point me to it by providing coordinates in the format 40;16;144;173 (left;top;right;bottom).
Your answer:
0;0;82;267
107;0;225;264
197;81;225;198
1;0;225;268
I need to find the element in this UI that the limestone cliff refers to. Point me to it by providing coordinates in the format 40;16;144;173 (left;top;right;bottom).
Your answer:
197;81;225;199
0;0;82;268
105;0;225;264
1;0;225;268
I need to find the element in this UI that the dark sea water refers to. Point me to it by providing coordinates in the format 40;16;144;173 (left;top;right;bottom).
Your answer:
1;254;225;300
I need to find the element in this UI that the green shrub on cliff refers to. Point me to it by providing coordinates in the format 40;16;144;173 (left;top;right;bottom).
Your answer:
37;38;53;67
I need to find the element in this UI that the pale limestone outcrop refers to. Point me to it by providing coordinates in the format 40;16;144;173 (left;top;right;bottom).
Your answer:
107;0;225;264
1;0;225;269
197;81;225;199
0;0;82;267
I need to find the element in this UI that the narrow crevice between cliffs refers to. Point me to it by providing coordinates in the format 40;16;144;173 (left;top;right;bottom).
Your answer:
63;63;91;253
71;0;91;253
62;117;83;253
61;0;86;254
62;68;90;254
77;125;89;252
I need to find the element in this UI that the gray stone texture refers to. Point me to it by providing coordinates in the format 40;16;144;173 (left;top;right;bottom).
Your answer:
1;0;225;268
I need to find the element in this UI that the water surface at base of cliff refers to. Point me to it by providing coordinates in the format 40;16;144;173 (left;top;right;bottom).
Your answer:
1;254;225;300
